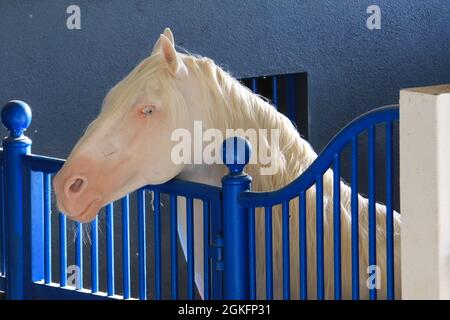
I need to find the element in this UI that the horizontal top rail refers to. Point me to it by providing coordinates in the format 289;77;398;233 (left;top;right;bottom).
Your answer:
23;153;65;173
22;153;221;200
145;179;221;200
238;105;399;208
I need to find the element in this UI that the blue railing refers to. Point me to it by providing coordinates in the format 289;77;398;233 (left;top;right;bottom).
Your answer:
0;155;5;293
0;100;399;300
0;101;224;300
237;106;398;300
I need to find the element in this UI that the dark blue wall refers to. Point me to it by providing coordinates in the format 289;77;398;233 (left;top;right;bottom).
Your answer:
0;0;449;296
1;0;449;156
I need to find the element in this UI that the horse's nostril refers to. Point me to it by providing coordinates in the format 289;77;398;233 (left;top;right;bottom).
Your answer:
68;178;85;194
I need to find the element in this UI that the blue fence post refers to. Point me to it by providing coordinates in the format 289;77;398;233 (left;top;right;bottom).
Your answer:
1;100;32;299
221;137;252;299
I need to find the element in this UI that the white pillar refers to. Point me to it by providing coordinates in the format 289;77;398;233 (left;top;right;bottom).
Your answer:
400;84;450;299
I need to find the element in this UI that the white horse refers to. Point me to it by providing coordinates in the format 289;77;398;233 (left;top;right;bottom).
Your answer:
53;28;401;299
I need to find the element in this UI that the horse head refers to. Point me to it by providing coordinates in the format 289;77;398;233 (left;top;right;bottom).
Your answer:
53;28;201;222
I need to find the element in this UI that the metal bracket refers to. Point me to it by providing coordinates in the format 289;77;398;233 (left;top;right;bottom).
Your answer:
210;234;224;271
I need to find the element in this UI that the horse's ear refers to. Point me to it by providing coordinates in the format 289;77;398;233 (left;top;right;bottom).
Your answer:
163;27;174;45
151;28;174;55
151;37;161;55
160;34;186;77
160;34;176;63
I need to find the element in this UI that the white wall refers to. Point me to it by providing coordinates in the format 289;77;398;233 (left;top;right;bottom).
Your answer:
400;84;450;299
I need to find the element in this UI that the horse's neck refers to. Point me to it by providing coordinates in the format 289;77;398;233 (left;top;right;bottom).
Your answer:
177;123;316;194
218;103;316;192
178;163;227;187
183;63;317;191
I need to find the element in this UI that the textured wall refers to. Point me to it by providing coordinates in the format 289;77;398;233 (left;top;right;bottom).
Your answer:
1;0;449;156
0;0;449;296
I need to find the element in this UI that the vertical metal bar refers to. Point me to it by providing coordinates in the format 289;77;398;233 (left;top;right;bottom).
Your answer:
286;74;297;125
386;121;395;299
351;137;360;299
29;171;44;284
122;195;130;299
2;100;32;299
316;177;324;300
210;195;223;300
333;155;342;299
59;213;67;287
170;194;178;299
368;126;377;300
186;197;195;300
265;206;273;300
43;173;51;284
248;207;256;300
106;203;114;296
91;217;98;293
203;200;210;300
272;76;278;109
299;192;308;300
282;200;290;300
0;166;4;276
251;77;257;93
75;222;83;289
137;189;147;300
221;138;251;299
121;196;130;298
154;191;162;300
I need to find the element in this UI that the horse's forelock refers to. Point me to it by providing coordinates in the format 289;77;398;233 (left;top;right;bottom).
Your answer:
99;54;170;118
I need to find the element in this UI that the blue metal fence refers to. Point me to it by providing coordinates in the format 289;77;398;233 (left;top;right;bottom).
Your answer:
237;106;399;300
0;100;399;300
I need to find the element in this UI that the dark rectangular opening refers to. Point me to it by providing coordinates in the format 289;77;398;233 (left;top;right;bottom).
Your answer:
240;73;308;139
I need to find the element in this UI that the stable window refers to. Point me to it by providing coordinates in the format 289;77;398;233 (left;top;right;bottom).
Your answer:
240;73;308;139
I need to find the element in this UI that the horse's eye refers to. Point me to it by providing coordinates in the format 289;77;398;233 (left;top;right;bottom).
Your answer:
140;105;154;116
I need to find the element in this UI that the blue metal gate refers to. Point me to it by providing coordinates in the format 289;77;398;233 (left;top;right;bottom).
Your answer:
0;100;399;300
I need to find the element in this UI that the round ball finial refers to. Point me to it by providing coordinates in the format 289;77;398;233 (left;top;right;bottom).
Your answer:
222;136;252;174
1;100;32;138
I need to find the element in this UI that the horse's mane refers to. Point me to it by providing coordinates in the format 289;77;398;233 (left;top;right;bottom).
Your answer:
183;54;318;192
100;49;318;192
97;48;401;299
183;54;402;300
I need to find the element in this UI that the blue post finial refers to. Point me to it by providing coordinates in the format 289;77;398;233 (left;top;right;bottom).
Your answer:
1;100;32;138
222;136;252;174
2;100;32;299
221;136;252;299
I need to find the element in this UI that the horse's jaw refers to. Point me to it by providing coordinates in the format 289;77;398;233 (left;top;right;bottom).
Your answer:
177;163;226;187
